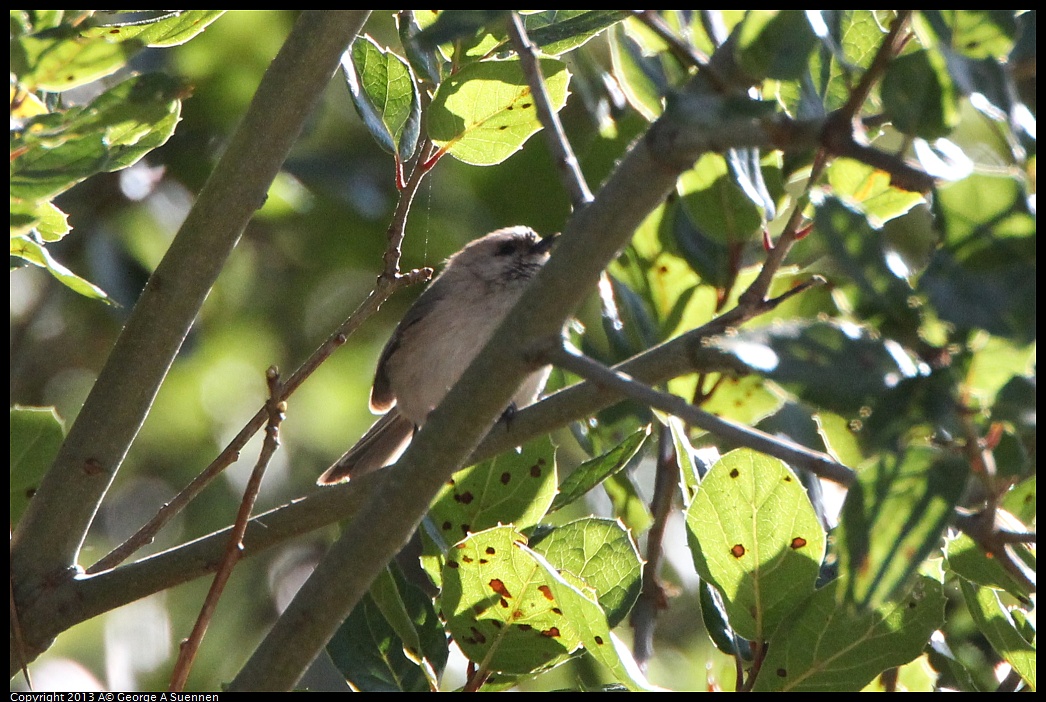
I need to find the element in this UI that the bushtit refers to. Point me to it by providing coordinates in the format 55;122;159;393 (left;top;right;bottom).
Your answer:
318;226;557;485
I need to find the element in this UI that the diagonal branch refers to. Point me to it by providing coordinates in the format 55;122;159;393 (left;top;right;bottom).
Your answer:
9;9;374;674
507;12;593;208
542;343;855;486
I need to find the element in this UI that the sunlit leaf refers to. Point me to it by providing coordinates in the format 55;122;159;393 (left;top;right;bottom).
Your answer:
427;59;569;165
959;579;1036;690
530;517;643;627
11;73;183;201
440;526;579;674
82;10;225;47
685;449;826;641
428;436;556;549
11;236;111;302
342;35;421;161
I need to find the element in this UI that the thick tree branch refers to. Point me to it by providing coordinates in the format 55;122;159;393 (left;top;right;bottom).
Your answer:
9;9;373;674
227;52;864;688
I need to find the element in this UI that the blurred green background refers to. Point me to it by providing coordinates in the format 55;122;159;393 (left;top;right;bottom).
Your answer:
9;10;664;691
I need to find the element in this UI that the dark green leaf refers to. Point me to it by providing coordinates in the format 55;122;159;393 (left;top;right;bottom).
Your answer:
736;10;818;80
710;319;922;416
945;531;1034;601
10;406;65;528
678;153;764;244
522;11;628;56
552;426;649;512
920;173;1035;343
835;447;967;609
881;49;960;139
414;10;509;49
959;579;1036;689
327;565;447;692
753;576;946;691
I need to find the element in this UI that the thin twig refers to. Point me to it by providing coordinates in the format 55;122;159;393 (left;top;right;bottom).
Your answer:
88;145;436;575
544;343;856;486
630;424;677;669
629;10;710;70
169;367;286;692
997;531;1037;544
839;11;913;124
952;510;1036;596
507;12;593;208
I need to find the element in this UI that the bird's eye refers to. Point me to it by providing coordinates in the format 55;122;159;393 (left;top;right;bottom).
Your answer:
495;241;518;257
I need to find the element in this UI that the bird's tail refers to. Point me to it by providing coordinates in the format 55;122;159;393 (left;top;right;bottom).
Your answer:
316;411;415;485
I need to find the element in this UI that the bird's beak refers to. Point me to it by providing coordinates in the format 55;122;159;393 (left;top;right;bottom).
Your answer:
533;233;559;255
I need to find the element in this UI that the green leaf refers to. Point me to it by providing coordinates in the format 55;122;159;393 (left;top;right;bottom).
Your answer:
427;58;570;165
881;49;960;139
736;10;818;80
671;202;732;289
342;35;421;161
835;447;967;609
608;24;664;121
778;10;887;115
919;173;1035;344
825;158;926;228
521;11;628;56
945;530;1034;601
603;472;653;533
11;73;183;201
327;565;448;692
551;425;649;512
666;415;702;504
414;10;509;51
523;544;659;691
81;10;225;47
924;10;1018;60
709;319;921;416
685;449;827;641
10;406;65;528
959;579;1036;690
752;576;946;691
678;153;764;244
9;198;69;240
530;517;643;627
428;436;557;547
11;235;111;302
11;25;141;92
440;525;579;675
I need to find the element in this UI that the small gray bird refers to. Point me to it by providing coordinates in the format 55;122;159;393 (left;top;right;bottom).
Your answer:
318;226;557;485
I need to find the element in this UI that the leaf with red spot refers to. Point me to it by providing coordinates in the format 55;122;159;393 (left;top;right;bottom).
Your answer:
685;448;826;641
427;58;570;166
440;525;580;675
